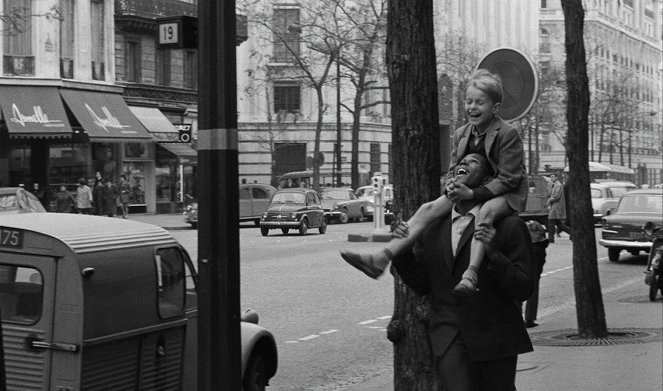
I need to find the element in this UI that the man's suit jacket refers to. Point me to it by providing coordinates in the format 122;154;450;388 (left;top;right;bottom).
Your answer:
392;214;534;362
446;117;528;212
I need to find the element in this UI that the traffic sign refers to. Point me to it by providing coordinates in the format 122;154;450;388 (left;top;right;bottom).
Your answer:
477;48;539;122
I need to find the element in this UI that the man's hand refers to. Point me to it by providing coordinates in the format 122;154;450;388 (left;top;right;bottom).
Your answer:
474;222;498;258
391;221;409;239
446;179;474;202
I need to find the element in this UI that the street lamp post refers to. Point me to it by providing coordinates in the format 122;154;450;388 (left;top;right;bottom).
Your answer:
335;52;342;187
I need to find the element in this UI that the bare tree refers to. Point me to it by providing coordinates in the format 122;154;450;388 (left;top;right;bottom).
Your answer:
561;0;607;338
386;0;441;389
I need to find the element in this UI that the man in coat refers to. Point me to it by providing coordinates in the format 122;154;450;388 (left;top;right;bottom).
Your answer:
547;173;571;243
391;152;534;391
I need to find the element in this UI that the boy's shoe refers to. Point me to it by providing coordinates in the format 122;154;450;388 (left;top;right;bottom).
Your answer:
452;278;479;296
340;251;385;279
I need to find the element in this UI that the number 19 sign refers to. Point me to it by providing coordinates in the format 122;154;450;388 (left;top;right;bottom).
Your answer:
159;22;179;45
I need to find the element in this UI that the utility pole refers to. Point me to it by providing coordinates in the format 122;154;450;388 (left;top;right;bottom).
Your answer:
336;52;342;187
197;1;241;390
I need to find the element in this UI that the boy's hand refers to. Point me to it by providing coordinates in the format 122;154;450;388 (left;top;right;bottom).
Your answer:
446;180;474;201
474;222;497;256
391;221;409;239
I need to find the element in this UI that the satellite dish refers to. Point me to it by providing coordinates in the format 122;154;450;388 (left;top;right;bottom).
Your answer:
477;48;538;122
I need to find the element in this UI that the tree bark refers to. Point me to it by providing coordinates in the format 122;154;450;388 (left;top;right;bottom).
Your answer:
561;0;607;338
386;0;442;389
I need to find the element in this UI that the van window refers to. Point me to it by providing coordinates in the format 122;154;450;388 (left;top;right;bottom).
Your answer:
252;187;269;199
155;248;185;318
610;186;635;198
239;187;251;199
0;265;43;324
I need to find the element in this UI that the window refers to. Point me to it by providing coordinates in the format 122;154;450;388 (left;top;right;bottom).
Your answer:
155;248;186;318
59;0;75;78
370;143;381;174
272;8;300;62
240;187;251;199
184;50;198;89
274;83;301;113
156;47;171;86
125;38;141;82
540;0;547;8
539;28;550;53
90;0;105;80
3;0;34;76
0;265;43;324
252;187;269;199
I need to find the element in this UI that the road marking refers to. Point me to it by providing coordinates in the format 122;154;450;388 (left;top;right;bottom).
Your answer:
358;319;378;325
377;315;392;320
538;276;642;319
298;334;320;341
541;266;573;277
319;329;339;335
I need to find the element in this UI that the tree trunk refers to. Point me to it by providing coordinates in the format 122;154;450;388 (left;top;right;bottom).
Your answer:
386;0;442;389
313;86;325;191
561;0;607;338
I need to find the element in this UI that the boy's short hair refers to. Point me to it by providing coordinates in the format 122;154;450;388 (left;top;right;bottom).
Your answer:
468;69;503;104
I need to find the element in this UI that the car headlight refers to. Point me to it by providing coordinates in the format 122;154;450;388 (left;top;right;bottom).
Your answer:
262;212;268;219
333;203;339;210
290;212;297;218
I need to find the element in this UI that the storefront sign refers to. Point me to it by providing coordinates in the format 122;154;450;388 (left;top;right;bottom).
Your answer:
0;86;73;137
10;104;64;127
85;104;132;133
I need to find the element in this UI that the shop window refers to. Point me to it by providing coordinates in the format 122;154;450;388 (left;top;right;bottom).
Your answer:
122;162;146;205
92;144;117;181
0;265;43;324
155;248;185;319
124;143;149;159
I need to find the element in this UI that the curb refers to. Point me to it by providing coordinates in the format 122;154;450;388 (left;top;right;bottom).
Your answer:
347;233;392;242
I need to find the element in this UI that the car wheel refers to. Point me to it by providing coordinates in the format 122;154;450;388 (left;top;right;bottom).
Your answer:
649;281;658;302
338;209;349;224
260;227;269;237
628;249;639;256
243;353;268;391
319;218;327;234
299;219;308;235
608;248;621;262
254;219;261;227
281;228;290;235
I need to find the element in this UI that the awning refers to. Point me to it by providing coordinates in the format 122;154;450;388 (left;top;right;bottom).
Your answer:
563;161;635;174
60;90;151;141
158;143;197;164
0;86;73;138
129;106;178;135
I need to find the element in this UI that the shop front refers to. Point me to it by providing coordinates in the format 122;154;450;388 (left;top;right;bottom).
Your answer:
0;85;157;213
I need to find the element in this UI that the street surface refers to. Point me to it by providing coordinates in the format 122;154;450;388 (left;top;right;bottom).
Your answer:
171;222;649;391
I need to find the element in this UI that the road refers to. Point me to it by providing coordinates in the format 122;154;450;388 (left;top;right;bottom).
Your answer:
171;221;650;390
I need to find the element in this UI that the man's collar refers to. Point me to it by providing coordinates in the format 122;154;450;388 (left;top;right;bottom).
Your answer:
452;203;481;220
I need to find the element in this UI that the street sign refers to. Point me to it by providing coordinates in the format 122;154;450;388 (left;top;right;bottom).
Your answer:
157;16;197;48
477;48;539;122
175;124;192;143
159;22;179;45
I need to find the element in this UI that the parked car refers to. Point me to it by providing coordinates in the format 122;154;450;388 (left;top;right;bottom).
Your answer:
355;185;394;223
183;183;277;228
599;188;663;262
0;214;277;390
259;188;327;236
319;187;371;223
0;187;47;215
591;181;638;223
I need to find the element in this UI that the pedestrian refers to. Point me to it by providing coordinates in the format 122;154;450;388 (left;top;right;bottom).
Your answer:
118;175;131;218
76;178;93;214
391;152;534;391
341;69;528;296
524;220;549;328
54;185;75;213
101;178;119;217
547;173;571;242
93;173;105;215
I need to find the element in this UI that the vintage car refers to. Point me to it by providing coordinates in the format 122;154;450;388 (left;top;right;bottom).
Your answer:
259;188;327;236
591;181;637;223
0;187;47;215
0;214;277;391
599;188;663;262
184;183;277;228
355;185;394;223
319;187;371;223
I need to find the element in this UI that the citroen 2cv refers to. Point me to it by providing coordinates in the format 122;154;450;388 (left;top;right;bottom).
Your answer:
0;214;277;390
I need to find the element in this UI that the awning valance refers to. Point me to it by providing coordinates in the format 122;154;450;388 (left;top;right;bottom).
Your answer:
60;90;151;142
0;86;73;139
158;143;197;164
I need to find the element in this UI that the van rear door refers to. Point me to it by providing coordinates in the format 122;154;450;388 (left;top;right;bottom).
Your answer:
0;252;58;391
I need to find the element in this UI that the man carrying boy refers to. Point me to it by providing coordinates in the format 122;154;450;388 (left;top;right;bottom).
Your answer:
391;152;534;391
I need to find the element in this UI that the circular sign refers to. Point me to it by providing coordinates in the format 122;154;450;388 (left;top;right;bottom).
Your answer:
477;48;538;122
313;152;325;168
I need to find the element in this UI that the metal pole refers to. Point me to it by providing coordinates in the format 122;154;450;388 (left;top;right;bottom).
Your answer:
336;55;342;187
197;1;241;390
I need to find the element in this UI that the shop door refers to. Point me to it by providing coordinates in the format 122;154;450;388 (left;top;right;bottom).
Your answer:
0;252;58;390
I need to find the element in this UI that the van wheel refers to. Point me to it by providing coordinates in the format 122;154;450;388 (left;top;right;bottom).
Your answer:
608;248;621;262
319;218;327;234
243;353;268;391
254;219;260;227
260;227;269;237
299;219;308;235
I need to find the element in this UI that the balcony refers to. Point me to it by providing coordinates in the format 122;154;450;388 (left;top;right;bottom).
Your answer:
3;55;35;76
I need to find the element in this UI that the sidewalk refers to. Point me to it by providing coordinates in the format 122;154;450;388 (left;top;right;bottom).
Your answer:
345;283;662;391
132;213;662;391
